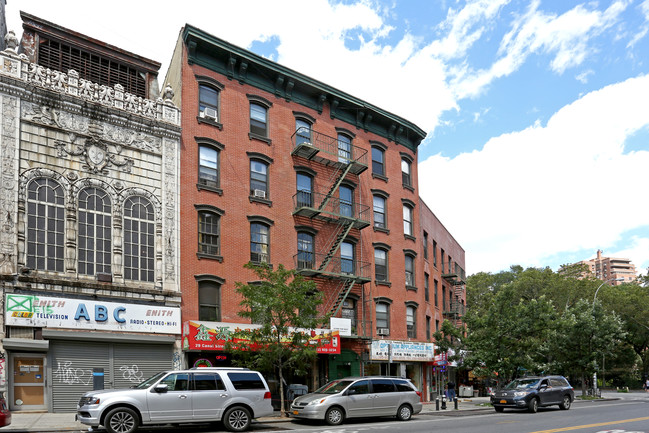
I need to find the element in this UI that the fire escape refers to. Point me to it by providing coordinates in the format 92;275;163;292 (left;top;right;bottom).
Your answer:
290;127;371;324
442;266;466;327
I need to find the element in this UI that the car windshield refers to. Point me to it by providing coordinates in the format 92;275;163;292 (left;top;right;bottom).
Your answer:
132;371;168;389
314;380;354;394
504;378;540;390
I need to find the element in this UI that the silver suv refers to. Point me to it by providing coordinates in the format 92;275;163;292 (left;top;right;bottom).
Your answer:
290;376;422;425
77;367;273;433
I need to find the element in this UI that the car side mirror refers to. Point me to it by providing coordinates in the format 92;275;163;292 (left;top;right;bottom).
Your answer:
539;384;547;390
347;389;356;396
154;384;169;393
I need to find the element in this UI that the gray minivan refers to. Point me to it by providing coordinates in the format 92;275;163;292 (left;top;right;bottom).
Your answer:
290;376;422;425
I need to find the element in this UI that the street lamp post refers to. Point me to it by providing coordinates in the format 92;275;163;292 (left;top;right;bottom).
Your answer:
591;277;624;394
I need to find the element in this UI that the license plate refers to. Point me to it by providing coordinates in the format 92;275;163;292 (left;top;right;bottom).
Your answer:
293;410;299;415
500;400;507;404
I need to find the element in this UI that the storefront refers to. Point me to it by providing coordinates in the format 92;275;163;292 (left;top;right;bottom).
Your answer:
364;340;435;400
2;294;180;412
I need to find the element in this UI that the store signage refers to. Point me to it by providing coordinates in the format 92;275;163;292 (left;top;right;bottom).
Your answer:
182;321;340;354
370;340;435;362
330;317;352;336
5;294;180;334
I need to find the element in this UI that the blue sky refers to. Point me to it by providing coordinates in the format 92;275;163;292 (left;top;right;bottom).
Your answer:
7;0;649;276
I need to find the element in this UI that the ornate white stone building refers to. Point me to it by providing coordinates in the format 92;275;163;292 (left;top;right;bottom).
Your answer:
0;14;181;412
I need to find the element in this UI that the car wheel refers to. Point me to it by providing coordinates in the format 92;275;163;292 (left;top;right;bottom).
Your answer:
494;406;504;413
223;406;251;432
104;407;139;433
396;404;412;421
559;395;571;410
528;398;539;413
325;407;344;426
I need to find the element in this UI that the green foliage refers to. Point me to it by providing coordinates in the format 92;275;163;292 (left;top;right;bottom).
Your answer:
227;263;324;416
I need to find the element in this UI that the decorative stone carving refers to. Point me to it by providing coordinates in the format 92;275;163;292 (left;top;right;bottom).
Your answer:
4;31;19;52
0;95;18;273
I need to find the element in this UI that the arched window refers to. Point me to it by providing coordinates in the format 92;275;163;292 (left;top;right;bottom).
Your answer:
124;196;155;282
199;145;219;188
401;158;411;187
198;211;221;256
250;160;269;198
340;241;355;275
337;133;352;163
376;302;390;334
371;146;385;176
339;185;353;218
26;178;65;272
297;232;314;269
374;248;388;282
406;305;417;338
405;254;415;287
296;172;313;208
199;280;221;321
78;187;112;276
373;195;386;229
403;204;413;236
250;103;268;137
199;84;219;121
295;118;311;145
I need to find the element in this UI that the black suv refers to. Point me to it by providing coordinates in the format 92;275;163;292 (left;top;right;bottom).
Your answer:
490;375;574;413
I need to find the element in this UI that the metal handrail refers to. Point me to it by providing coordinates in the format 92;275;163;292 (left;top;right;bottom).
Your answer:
291;127;368;166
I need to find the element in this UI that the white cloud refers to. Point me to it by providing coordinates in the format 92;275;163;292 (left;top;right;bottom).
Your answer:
418;74;649;273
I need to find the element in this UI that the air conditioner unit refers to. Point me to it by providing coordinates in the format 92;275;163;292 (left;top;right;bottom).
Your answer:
253;189;266;199
202;107;218;121
376;328;390;336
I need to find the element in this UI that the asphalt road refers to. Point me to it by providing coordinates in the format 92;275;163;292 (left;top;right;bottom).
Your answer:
130;396;649;433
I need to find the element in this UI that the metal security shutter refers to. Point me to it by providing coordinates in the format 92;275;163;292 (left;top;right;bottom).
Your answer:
50;341;110;413
112;344;172;389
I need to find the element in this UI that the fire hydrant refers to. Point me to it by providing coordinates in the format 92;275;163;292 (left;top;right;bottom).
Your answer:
441;394;447;410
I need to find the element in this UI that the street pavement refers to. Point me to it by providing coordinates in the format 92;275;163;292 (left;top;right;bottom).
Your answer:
3;390;645;432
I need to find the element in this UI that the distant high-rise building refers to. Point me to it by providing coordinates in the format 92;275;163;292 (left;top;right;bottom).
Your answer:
577;249;637;284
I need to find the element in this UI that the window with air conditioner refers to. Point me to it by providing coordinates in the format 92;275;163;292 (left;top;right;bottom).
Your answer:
199;85;219;121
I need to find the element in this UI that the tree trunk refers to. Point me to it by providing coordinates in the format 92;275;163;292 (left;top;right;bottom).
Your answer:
580;372;586;396
278;357;287;417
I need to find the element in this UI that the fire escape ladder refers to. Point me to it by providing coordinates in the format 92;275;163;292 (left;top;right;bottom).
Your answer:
318;162;354;212
329;278;357;318
317;219;354;272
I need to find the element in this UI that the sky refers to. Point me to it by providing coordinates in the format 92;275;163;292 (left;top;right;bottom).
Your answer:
6;0;649;277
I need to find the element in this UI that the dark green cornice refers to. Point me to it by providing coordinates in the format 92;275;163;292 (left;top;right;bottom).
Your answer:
183;25;426;152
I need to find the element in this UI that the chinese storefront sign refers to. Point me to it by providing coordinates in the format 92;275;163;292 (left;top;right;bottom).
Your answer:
370;340;435;362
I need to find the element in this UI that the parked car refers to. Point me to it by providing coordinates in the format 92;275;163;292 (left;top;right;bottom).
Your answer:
77;367;273;433
290;376;422;425
0;392;11;427
490;375;574;413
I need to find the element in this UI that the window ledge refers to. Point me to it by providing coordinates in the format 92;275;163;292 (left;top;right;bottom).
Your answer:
249;196;272;207
372;173;388;182
249;132;272;145
249;261;273;269
376;280;392;287
197;253;223;262
404;234;416;242
373;226;390;234
403;184;415;193
197;183;223;195
197;116;223;130
406;285;418;292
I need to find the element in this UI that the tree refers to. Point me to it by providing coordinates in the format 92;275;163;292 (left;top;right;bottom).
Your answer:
551;299;625;396
228;263;325;416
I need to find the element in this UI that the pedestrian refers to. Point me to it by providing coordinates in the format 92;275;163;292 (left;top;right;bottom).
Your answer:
447;381;456;401
645;378;649;393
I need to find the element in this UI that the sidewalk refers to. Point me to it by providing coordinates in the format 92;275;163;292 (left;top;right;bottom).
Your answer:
2;392;634;432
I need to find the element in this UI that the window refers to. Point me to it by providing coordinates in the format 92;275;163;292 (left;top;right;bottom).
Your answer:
295;118;311;145
297;232;314;269
198;211;220;256
194;373;226;391
341;241;354;275
26;178;65;272
250;160;268;198
160;373;189;391
250;223;270;264
371;147;385;176
441;249;446;273
123;196;155;282
250;103;268;137
371;379;395;393
442;285;447;310
423;231;428;259
374;248;388;282
426;316;431;340
373;195;386;229
405;255;414;287
199;145;219;188
348;380;370;395
403;204;413;236
433;240;437;267
199;85;219;121
227;372;266;390
376;303;390;332
435;319;439;332
78;187;112;276
342;299;357;334
337;133;352;163
296;173;313;208
434;279;439;307
424;273;430;302
406;306;416;338
401;158;411;187
199;280;221;321
339;185;353;217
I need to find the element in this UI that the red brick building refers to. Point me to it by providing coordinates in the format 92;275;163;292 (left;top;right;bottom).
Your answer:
167;25;465;400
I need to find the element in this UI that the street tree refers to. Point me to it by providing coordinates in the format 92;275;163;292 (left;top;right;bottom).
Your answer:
228;263;324;416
